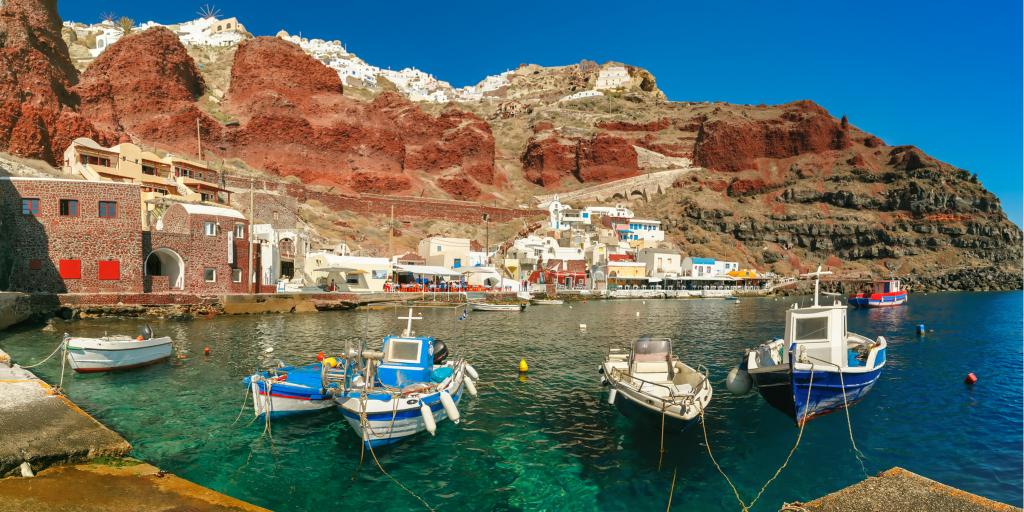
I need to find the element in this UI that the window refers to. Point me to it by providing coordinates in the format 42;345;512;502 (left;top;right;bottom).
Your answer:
204;222;217;236
453;258;461;268
234;223;245;239
21;198;39;216
231;268;242;283
372;270;389;280
386;339;422;364
28;259;42;270
98;260;120;280
795;317;829;341
436;245;442;251
59;259;81;279
346;275;359;285
98;201;117;218
142;165;157;176
204;268;217;282
59;199;78;217
79;155;110;167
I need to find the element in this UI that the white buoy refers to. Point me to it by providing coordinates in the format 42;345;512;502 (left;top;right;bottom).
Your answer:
264;347;274;353
635;311;640;317
440;391;460;424
465;376;478;397
726;366;753;395
19;462;33;478
465;364;479;380
420;403;437;435
607;388;618;405
579;323;587;331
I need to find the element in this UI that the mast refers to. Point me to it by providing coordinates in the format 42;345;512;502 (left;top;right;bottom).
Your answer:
800;265;833;307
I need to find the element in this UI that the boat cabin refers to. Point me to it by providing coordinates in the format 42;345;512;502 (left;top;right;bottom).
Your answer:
783;302;851;368
378;335;435;388
868;279;902;294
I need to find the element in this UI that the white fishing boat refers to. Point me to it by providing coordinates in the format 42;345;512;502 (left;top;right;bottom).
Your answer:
531;298;564;305
469;302;527;312
64;327;172;373
600;337;713;430
332;308;479;447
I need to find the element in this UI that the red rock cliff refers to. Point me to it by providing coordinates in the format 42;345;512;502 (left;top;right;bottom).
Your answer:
0;0;108;163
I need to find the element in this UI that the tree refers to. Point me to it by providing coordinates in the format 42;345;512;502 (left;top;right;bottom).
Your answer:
117;17;134;35
840;114;849;129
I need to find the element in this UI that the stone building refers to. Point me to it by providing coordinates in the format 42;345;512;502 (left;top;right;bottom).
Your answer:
147;204;251;294
0;177;144;293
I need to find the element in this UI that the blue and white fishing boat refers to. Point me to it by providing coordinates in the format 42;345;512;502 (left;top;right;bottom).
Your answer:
333;308;478;448
727;267;887;425
244;362;341;417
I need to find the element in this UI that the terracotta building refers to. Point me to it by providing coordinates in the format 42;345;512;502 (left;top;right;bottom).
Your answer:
0;177;144;293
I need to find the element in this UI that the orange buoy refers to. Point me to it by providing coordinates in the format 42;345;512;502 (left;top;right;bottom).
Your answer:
317;351;325;362
964;373;977;385
204;347;211;356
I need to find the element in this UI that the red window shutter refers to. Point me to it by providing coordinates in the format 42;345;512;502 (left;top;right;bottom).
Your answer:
59;259;81;279
98;260;120;280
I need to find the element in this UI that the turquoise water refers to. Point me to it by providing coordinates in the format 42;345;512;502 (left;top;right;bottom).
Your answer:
1;292;1020;511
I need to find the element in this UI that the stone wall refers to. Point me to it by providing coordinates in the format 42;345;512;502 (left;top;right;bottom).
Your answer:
0;178;143;293
223;176;545;224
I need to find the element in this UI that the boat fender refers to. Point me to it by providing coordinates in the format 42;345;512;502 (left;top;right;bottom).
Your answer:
726;366;752;395
420;403;437;435
466;364;479;380
607;388;618;405
440;391;460;424
323;357;338;368
465;376;478;397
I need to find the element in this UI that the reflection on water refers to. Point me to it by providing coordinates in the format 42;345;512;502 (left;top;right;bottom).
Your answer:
1;292;1020;511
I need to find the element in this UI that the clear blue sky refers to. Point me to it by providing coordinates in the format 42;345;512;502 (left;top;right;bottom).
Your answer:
61;1;1023;223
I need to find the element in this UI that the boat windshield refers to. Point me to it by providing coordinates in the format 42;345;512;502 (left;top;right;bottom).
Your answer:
634;337;671;361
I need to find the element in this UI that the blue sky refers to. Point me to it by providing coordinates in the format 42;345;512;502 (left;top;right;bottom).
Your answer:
61;1;1023;223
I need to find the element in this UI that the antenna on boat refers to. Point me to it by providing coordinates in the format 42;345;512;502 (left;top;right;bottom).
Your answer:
398;307;422;337
799;265;833;307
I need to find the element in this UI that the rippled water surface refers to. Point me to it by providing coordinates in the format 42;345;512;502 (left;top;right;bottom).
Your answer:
1;292;1020;511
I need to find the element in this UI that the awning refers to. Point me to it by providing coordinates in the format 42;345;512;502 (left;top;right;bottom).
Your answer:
461;266;500;275
313;267;364;274
393;264;463;277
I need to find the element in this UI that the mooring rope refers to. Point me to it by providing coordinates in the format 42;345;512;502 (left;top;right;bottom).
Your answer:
699;363;816;512
811;356;870;477
231;379;252;426
665;466;678;511
20;337;66;369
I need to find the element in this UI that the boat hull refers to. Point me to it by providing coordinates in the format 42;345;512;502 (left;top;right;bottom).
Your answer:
246;364;335;418
65;337;173;373
752;365;883;424
470;303;526;312
609;386;700;432
338;387;464;448
849;291;907;308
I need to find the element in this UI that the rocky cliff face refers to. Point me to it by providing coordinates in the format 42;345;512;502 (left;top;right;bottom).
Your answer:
0;0;108;163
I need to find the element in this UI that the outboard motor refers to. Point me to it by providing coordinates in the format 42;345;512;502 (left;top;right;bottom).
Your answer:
138;324;154;340
432;340;449;364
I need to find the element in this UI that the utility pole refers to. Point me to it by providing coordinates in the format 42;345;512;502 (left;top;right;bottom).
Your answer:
483;213;490;266
248;177;255;294
196;118;202;160
387;205;394;256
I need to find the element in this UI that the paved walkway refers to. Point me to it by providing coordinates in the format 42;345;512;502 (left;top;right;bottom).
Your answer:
795;467;1020;512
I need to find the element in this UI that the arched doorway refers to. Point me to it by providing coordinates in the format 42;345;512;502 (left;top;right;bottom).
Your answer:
145;248;184;290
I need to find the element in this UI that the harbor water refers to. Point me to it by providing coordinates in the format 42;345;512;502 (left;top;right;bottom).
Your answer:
1;292;1020;511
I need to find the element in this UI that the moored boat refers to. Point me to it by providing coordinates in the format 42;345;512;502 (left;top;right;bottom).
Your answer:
244;362;340;417
470;302;527;312
531;298;564;305
64;327;172;373
848;278;908;308
600;337;712;430
728;267;887;424
333;308;478;447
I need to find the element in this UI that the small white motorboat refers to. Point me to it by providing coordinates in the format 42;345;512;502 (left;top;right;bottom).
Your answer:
469;302;527;312
531;298;564;305
64;326;172;373
600;337;712;430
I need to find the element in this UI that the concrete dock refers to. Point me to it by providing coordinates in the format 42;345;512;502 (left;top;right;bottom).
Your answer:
0;350;130;477
794;467;1021;512
0;459;268;511
0;347;267;511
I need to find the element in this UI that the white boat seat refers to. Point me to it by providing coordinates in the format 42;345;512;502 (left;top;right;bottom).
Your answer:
633;361;671;374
